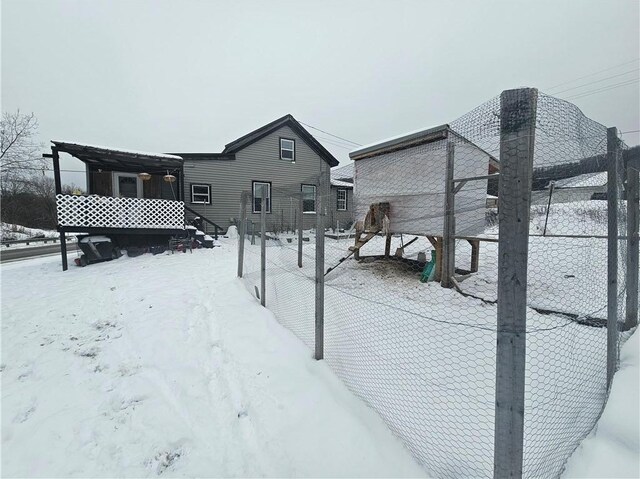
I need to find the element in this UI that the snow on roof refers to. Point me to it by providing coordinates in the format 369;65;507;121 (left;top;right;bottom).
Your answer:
331;162;354;180
52;140;183;160
331;178;353;188
551;172;607;189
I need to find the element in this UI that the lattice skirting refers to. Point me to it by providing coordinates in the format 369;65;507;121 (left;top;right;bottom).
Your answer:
56;194;185;229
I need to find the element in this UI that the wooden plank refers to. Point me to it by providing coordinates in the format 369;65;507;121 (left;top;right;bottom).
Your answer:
452;173;500;182
494;87;537;479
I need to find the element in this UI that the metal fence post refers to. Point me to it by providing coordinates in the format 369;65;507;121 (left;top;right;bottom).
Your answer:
625;160;639;331
606;127;620;388
442;141;456;288
298;191;304;268
260;187;267;307
494;87;537;479
237;192;247;278
315;176;325;360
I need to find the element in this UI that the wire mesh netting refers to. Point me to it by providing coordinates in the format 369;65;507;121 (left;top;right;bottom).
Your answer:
237;88;636;478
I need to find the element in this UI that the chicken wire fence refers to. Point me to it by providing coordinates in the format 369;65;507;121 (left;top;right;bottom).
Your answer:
237;88;638;478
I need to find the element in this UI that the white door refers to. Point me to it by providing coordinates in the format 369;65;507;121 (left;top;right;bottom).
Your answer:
113;172;143;198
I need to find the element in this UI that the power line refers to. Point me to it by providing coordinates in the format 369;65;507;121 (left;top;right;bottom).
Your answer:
313;132;360;148
563;78;639;100
299;121;362;146
550;69;638;95
545;58;640;91
313;135;359;150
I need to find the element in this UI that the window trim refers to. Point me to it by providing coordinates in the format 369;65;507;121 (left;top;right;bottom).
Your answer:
301;183;317;214
337;188;348;211
252;180;272;214
113;171;143;198
279;137;296;162
190;183;211;204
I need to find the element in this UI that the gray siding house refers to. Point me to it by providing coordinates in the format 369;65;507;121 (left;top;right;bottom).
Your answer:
176;115;340;232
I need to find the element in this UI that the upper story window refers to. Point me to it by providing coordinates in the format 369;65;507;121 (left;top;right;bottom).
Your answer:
191;184;211;204
280;138;295;162
337;189;347;211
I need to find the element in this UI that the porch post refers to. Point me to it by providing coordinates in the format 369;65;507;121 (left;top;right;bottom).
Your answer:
51;147;68;272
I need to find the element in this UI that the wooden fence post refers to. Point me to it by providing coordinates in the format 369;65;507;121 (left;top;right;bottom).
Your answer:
606;127;620;388
494;87;537;479
237;192;247;278
260;187;267;307
299;192;304;268
625;160;639;330
315;176;325;360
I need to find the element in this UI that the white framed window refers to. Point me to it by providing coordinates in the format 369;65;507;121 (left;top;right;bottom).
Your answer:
280;138;295;161
113;172;143;198
302;184;316;214
252;181;271;213
337;188;347;211
191;184;211;204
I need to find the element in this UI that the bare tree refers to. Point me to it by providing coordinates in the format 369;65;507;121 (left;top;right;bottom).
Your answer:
1;110;45;185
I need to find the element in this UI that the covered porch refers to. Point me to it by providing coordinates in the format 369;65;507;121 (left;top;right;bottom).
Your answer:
47;141;186;270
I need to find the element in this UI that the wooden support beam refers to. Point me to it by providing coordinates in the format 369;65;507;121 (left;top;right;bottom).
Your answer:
453;180;468;195
354;229;362;260
384;233;392;258
426;235;443;283
442;142;456;288
469;239;480;273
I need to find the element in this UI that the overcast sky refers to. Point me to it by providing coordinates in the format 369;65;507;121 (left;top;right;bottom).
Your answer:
2;0;639;187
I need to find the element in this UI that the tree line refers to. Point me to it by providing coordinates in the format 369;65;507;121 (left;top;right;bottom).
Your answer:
1;110;82;231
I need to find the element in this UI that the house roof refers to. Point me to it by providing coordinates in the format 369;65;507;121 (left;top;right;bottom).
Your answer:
222;114;339;167
52;140;184;173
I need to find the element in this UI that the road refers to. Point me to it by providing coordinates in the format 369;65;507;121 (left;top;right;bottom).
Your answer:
0;243;79;263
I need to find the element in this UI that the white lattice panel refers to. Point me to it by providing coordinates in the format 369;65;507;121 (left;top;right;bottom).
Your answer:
56;195;185;229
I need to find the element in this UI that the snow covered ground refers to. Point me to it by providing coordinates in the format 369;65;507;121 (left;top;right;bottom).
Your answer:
240;199;633;478
1;222;58;242
1;243;426;477
562;331;639;478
